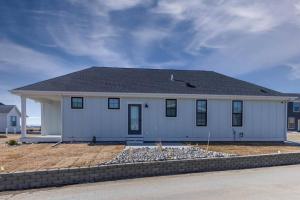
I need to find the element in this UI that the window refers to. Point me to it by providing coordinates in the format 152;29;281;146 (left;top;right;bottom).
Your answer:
232;100;243;127
108;98;120;109
10;116;17;127
196;100;207;126
288;117;296;129
293;102;300;112
166;99;177;117
71;97;83;109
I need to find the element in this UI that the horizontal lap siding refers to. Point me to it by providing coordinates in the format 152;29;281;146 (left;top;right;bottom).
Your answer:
62;97;286;142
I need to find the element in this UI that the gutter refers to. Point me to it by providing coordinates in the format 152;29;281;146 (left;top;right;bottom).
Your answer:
10;90;296;101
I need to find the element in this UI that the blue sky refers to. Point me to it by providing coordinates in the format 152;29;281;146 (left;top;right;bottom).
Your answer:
1;0;300;125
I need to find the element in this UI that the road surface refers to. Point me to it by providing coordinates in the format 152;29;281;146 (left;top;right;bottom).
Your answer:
2;165;300;200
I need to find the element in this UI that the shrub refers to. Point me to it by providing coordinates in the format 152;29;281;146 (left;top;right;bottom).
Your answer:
7;139;18;146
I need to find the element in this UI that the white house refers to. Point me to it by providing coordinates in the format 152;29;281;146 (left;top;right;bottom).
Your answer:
0;103;21;133
11;67;295;142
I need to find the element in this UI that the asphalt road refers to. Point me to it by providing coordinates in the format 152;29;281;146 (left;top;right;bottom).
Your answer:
2;165;300;200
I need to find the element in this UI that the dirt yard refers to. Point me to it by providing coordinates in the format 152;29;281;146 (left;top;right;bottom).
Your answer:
1;133;300;173
195;132;300;156
0;134;124;173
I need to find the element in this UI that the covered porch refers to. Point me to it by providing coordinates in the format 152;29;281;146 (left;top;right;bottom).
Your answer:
19;95;62;143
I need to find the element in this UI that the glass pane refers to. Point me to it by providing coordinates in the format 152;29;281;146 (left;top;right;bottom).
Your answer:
197;100;206;112
72;98;83;108
197;113;206;126
167;100;176;108
233;101;242;113
166;100;176;117
109;99;119;108
289;117;295;123
130;106;139;131
233;114;242;126
294;103;300;112
10;116;16;126
167;108;176;117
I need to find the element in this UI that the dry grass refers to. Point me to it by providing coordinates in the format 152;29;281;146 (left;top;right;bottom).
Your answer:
197;143;300;156
0;135;124;173
1;133;300;172
195;133;300;156
287;132;300;142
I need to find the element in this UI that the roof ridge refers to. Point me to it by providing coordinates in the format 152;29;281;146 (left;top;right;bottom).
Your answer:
91;66;214;73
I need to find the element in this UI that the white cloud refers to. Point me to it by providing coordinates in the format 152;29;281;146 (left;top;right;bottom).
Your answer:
68;0;148;16
0;39;69;77
132;28;169;46
152;0;300;77
44;0;138;66
286;63;300;80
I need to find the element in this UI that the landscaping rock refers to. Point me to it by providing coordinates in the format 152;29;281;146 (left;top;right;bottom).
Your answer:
104;146;235;165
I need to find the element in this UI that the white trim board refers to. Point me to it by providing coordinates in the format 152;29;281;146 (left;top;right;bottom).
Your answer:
10;90;295;101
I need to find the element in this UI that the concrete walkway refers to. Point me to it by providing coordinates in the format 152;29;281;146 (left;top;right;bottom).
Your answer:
2;165;300;200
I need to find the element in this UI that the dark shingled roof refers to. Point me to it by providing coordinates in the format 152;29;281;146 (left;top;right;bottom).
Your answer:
14;67;284;96
0;105;14;114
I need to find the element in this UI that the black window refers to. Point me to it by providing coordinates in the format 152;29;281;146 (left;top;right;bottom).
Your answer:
10;116;17;127
108;98;120;109
232;100;243;127
166;99;177;117
71;97;83;109
196;100;207;126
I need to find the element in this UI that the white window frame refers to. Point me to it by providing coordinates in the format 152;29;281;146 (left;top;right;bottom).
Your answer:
293;102;300;112
288;117;296;129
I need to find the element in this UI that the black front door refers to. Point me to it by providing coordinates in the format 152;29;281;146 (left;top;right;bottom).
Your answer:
128;104;142;135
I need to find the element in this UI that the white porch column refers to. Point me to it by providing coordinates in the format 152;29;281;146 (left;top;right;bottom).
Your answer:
21;96;27;138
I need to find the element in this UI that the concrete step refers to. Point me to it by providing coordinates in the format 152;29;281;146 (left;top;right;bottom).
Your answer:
126;138;144;145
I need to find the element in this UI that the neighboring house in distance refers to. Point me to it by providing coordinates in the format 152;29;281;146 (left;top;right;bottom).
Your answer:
11;67;295;142
286;93;300;132
0;103;21;133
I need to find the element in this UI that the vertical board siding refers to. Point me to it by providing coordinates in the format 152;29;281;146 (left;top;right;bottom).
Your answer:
41;101;61;135
62;97;286;142
0;113;7;132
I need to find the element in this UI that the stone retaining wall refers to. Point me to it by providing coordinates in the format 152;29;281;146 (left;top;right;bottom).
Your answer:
1;152;300;191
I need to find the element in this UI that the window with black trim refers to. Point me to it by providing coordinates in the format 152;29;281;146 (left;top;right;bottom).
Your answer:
288;117;296;129
166;99;177;117
232;100;243;127
71;97;83;109
10;116;17;127
196;100;207;126
108;98;120;109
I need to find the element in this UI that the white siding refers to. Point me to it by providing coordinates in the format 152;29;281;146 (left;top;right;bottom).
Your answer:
62;96;286;142
0;113;7;132
41;101;61;135
5;107;21;133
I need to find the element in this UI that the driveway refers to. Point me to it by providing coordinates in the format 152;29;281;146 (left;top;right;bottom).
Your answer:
2;165;300;200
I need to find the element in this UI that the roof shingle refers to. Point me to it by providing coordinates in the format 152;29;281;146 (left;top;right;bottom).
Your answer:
13;67;284;96
0;105;14;114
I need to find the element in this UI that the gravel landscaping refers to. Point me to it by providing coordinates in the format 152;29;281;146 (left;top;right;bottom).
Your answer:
105;146;234;164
